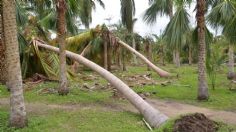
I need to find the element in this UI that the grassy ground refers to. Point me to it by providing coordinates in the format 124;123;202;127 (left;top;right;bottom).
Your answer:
0;64;236;131
129;64;236;111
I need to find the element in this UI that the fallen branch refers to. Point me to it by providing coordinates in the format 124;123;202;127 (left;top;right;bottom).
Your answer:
143;118;153;131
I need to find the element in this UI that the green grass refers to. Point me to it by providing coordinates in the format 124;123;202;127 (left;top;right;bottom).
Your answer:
129;65;236;111
1;108;234;132
0;108;150;132
23;82;112;104
0;64;236;131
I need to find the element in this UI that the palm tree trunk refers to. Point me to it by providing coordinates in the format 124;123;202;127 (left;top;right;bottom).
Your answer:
146;42;152;71
107;44;112;71
173;53;176;65
103;41;108;70
3;0;27;128
35;41;169;128
119;49;122;68
116;45;122;69
161;47;165;66
0;13;6;84
188;47;192;65
81;43;92;56
228;45;234;74
72;44;92;73
169;1;176;66
175;50;181;67
160;55;164;66
118;40;170;77
122;48;127;71
132;35;138;65
197;0;208;100
56;0;68;95
168;0;173;18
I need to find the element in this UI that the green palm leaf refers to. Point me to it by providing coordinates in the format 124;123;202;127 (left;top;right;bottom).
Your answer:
164;6;190;50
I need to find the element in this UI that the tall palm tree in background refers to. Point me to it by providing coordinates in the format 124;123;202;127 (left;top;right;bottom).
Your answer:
163;1;190;67
207;0;236;75
120;0;137;65
56;0;69;95
2;0;27;127
196;0;208;100
144;0;191;67
143;0;175;64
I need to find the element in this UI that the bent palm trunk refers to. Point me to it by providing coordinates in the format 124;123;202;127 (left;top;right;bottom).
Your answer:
118;40;170;77
35;40;169;128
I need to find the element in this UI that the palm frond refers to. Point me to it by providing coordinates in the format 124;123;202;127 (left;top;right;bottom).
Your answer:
223;16;236;43
207;0;236;28
164;7;190;50
143;0;172;24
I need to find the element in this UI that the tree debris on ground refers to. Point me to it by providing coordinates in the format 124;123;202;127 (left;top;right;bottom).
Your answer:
174;113;219;132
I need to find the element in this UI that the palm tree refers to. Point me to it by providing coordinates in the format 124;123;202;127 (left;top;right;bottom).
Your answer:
224;16;236;74
144;0;191;67
153;34;167;66
207;0;236;75
143;36;153;70
163;3;190;67
196;0;208;100
56;0;69;95
2;0;27;127
120;0;138;65
143;0;176;64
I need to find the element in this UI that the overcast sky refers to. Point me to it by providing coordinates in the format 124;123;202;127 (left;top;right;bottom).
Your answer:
90;0;200;37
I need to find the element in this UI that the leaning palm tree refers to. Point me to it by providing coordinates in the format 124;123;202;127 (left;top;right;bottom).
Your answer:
196;0;208;100
34;39;169;128
67;26;171;77
2;0;27;128
56;0;69;95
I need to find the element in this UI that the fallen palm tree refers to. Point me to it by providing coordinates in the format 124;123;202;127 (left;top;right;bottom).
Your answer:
118;40;170;77
33;39;169;128
77;25;171;77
